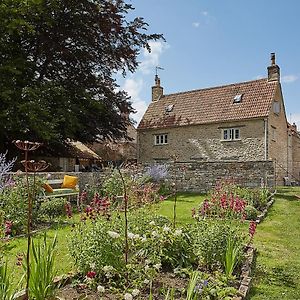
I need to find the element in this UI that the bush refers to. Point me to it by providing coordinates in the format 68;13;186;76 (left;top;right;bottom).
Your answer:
190;220;245;271
244;205;259;220
68;210;195;288
40;198;67;220
0;177;44;235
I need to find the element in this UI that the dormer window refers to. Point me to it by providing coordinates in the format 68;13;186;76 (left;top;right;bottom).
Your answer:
165;104;174;113
233;94;243;103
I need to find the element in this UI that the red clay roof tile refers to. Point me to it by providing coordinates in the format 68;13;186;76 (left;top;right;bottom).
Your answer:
138;78;278;130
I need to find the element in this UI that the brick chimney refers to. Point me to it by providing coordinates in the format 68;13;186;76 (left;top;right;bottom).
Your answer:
152;75;163;101
267;52;280;82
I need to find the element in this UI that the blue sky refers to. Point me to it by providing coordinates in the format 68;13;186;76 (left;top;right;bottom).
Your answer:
118;0;300;127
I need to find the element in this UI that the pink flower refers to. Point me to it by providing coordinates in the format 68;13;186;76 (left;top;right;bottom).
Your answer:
4;220;12;236
249;221;257;239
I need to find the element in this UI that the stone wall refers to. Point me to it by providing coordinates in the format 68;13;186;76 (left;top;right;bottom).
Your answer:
145;160;275;193
14;160;274;194
138;119;266;163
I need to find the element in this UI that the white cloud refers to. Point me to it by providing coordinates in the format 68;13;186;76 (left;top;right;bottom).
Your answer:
192;22;200;28
139;41;170;74
254;75;265;80
201;11;209;16
122;78;147;124
282;75;298;83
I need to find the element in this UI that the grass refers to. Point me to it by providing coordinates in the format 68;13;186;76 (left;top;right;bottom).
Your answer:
157;192;206;224
249;186;300;299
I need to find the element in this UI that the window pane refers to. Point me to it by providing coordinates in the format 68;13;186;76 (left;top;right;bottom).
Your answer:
235;129;240;139
160;135;164;144
229;129;234;140
156;135;159;144
223;129;228;140
164;134;168;144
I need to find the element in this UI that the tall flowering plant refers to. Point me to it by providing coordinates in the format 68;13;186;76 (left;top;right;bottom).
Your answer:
194;191;246;221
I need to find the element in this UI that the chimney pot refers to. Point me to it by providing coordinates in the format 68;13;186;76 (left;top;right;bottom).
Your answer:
152;75;163;101
267;52;280;82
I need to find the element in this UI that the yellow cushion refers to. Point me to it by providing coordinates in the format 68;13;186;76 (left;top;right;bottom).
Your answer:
61;175;78;189
42;183;53;193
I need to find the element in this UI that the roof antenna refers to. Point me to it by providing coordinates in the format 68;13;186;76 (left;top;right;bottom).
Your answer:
155;66;164;76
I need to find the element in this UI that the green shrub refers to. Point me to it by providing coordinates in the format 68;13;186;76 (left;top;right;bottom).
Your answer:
68;210;195;288
0;177;43;235
244;205;259;220
40;198;67;220
190;220;244;271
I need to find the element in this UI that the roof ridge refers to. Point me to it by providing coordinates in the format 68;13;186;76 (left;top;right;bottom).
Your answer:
163;78;269;97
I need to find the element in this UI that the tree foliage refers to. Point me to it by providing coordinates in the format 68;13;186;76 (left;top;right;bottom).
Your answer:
0;0;163;151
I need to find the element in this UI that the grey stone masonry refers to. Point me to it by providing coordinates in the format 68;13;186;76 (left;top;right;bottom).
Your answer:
143;160;274;192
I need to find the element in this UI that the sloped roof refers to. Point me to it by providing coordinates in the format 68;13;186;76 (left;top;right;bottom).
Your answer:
138;78;278;130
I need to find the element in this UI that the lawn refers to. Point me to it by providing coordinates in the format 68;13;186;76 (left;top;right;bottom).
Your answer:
249;186;300;299
5;192;206;289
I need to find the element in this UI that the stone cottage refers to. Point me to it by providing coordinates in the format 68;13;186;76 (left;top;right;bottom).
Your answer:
137;53;300;185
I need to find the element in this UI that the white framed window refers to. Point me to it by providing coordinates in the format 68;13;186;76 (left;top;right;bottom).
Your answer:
154;134;168;145
222;128;240;141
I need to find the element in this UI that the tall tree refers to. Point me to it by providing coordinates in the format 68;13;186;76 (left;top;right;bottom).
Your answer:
0;0;163;152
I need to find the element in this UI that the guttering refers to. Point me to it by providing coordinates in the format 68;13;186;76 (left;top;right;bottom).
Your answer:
264;118;268;160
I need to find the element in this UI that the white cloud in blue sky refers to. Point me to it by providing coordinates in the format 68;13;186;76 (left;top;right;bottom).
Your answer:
192;22;200;28
282;75;298;83
139;41;170;74
122;41;170;124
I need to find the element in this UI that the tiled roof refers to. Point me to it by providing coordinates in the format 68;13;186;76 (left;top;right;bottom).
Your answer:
138;78;278;130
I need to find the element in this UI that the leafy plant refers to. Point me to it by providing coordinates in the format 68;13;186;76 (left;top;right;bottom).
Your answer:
23;234;58;300
0;152;16;192
145;164;168;183
0;261;15;300
223;235;242;277
190;220;245;270
0;176;44;235
244;205;259;220
40;197;67;220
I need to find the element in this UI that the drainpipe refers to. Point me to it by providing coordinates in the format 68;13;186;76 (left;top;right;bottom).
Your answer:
264;118;268;160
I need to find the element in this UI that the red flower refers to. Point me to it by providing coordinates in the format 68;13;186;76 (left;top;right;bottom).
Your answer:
86;271;96;279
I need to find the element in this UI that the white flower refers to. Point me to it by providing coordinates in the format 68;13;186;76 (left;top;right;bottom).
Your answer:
174;229;182;236
97;285;105;293
163;225;171;232
103;265;114;273
134;234;140;240
107;231;120;238
145;265;150;271
89;262;96;269
145;259;151;265
143;279;150;284
149;221;155;226
124;293;133;300
132;289;140;297
154;263;161;270
128;232;135;239
141;235;147;242
151;231;159;238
